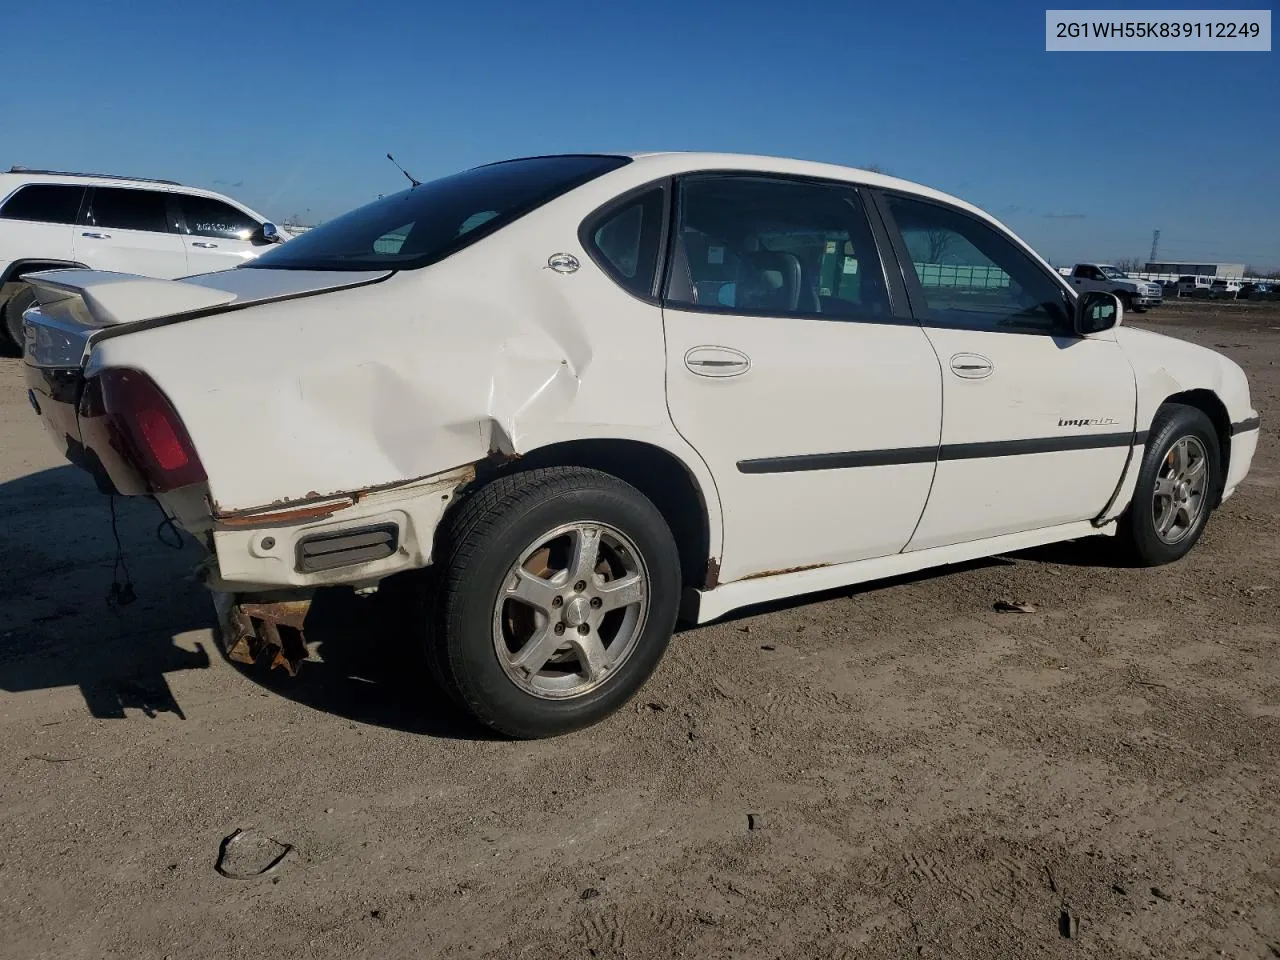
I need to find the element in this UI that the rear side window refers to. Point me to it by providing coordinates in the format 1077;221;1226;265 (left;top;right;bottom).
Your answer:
87;188;172;233
0;184;85;224
583;185;665;298
248;155;630;272
180;195;259;240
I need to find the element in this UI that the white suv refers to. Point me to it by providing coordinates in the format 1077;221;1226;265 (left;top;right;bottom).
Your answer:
0;167;285;348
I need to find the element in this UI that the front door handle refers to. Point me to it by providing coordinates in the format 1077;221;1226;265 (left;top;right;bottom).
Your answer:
81;231;111;239
191;241;219;249
684;345;751;378
949;353;993;379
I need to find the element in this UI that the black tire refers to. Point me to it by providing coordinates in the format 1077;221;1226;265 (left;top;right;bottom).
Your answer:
428;466;681;738
2;284;36;353
1117;291;1134;315
1118;403;1221;566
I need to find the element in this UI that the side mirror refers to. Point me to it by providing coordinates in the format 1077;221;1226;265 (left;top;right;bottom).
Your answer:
252;221;281;246
1074;290;1121;335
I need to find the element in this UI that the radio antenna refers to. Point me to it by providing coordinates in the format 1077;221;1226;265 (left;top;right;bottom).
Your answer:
386;153;421;187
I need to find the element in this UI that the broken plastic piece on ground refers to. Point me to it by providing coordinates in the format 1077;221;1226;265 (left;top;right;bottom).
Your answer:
215;828;293;879
994;599;1038;613
1059;907;1079;939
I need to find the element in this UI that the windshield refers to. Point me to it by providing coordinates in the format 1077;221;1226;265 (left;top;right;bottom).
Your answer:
247;155;629;272
1100;265;1127;278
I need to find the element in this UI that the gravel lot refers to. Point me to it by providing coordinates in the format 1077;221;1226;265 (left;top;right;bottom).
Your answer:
1;299;1277;959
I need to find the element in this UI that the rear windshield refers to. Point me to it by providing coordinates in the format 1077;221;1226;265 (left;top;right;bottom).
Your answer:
247;155;628;272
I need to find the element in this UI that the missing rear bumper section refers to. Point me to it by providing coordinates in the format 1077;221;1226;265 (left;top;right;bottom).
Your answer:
213;591;314;675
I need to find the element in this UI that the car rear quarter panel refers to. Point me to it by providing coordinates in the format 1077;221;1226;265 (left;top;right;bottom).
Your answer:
83;187;723;563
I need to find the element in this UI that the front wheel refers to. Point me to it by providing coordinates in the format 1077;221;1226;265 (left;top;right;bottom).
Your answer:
428;467;681;738
1117;403;1220;566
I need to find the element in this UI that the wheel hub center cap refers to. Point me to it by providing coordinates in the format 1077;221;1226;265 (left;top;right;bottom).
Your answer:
563;596;591;628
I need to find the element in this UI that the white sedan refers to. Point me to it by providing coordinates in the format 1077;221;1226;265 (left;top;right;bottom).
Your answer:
22;152;1260;737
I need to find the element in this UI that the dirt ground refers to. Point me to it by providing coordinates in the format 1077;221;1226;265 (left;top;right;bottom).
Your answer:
1;299;1278;960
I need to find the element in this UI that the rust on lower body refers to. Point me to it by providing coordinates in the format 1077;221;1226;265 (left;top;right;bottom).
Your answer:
739;562;830;581
219;596;312;676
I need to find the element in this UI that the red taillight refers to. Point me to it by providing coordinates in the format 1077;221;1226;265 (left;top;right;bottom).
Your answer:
94;368;207;492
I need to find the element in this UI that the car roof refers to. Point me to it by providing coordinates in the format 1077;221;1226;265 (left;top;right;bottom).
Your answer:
1;168;252;201
0;169;267;214
623;151;990;219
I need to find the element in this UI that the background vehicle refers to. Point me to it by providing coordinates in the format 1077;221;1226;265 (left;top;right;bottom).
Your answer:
1177;275;1212;297
0;167;286;349
20;153;1260;738
1067;263;1162;311
1208;279;1242;299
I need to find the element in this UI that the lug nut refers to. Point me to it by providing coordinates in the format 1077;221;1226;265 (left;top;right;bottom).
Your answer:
554;623;565;635
574;580;587;592
590;597;602;609
577;624;590;635
552;596;563;607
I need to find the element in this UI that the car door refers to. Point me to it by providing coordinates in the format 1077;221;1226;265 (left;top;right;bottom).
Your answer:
73;187;188;278
660;174;943;584
0;183;85;267
1068;264;1101;293
874;192;1137;551
176;193;265;274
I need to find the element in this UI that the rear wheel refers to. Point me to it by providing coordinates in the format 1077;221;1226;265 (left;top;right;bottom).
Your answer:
428;467;681;738
2;285;35;352
1118;403;1220;565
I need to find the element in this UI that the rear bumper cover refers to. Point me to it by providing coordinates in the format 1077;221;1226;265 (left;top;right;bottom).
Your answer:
206;464;475;592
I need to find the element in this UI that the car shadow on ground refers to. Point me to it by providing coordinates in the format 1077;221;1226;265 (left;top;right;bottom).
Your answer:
0;464;491;739
0;462;1127;737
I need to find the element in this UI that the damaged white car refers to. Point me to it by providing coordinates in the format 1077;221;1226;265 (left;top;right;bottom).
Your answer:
22;153;1260;737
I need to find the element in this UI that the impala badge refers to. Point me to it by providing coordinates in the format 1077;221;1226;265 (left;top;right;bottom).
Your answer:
1059;417;1119;427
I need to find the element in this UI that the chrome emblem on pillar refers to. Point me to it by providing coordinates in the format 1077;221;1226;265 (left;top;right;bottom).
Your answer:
547;252;580;274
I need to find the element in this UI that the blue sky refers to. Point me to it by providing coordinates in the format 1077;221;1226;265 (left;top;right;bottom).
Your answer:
7;0;1278;268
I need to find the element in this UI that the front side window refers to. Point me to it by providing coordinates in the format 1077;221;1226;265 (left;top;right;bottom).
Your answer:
181;195;259;240
248;155;629;272
665;175;890;319
885;194;1071;335
584;185;665;298
87;188;171;233
0;184;85;224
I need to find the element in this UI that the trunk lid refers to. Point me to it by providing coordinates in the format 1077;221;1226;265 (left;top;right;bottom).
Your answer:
22;266;390;368
22;266;390;496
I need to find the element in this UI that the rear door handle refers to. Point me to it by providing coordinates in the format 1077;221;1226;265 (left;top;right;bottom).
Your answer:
684;345;751;378
191;241;219;249
81;231;111;239
950;353;993;379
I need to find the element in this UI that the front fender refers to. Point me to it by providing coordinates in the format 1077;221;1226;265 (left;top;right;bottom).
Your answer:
1117;327;1255;429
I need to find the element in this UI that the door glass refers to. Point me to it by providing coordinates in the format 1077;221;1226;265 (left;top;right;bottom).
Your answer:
587;186;664;298
666;176;890;319
181;195;259;240
0;184;85;224
88;188;171;233
886;195;1070;335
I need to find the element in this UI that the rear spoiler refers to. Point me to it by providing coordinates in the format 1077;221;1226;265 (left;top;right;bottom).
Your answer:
25;269;238;328
22;269;240;369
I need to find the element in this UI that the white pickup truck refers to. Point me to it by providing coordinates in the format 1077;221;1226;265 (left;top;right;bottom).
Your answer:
1066;263;1162;312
